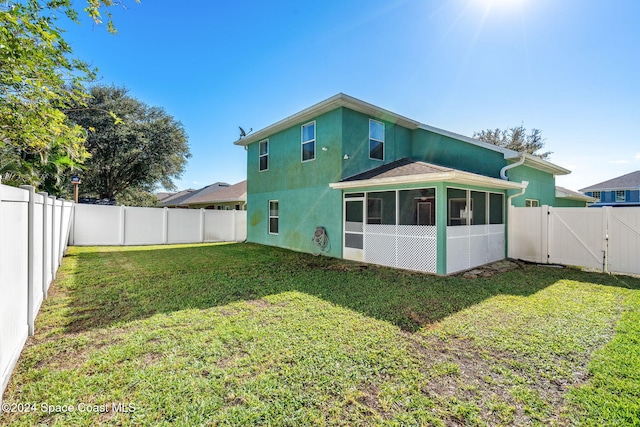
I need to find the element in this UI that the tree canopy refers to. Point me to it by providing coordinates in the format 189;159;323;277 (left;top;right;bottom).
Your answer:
473;125;552;160
0;0;137;195
66;85;190;204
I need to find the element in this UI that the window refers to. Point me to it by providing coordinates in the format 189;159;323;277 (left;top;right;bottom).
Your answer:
447;188;469;226
301;122;315;162
259;139;268;171
369;119;384;161
367;192;395;225
616;190;625;202
399;188;436;226
591;191;601;202
269;201;279;234
525;199;539;207
447;188;504;226
489;193;504;224
367;198;382;224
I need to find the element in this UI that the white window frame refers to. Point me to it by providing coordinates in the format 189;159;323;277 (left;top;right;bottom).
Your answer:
269;200;279;235
615;190;625;202
591;191;601;202
301;121;316;163
369;119;385;161
525;199;540;207
259;139;269;172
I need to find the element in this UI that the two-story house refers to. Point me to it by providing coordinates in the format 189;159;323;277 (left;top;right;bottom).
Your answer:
234;94;585;275
580;170;640;207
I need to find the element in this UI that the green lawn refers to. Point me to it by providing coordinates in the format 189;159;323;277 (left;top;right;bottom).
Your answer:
2;243;639;426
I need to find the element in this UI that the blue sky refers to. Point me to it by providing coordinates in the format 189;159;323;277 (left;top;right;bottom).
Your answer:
63;0;640;192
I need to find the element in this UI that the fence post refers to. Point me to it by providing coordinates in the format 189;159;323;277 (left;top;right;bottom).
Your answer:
118;205;125;245
69;203;75;246
58;200;66;264
200;209;205;243
50;195;58;279
542;205;550;264
38;192;49;298
604;206;611;274
19;185;36;336
232;210;237;242
163;207;169;244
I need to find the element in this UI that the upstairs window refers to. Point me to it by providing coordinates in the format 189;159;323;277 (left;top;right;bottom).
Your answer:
591;191;601;202
616;190;625;202
301;121;315;162
369;119;384;161
259;139;269;171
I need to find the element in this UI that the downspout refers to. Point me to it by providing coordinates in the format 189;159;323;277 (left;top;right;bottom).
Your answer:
500;154;526;180
507;181;529;206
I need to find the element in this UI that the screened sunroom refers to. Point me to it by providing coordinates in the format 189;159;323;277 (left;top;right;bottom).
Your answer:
330;159;524;275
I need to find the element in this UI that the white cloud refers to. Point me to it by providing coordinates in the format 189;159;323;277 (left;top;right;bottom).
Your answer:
608;160;629;164
635;153;640;161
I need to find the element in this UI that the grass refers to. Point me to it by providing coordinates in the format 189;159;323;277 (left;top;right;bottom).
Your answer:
1;242;639;426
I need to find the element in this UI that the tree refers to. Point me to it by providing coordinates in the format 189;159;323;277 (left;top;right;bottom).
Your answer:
473;125;552;160
0;1;137;194
66;85;191;204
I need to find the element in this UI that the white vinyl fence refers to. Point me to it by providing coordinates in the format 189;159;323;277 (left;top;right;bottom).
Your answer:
509;206;640;276
1;183;73;403
2;186;247;404
71;204;246;246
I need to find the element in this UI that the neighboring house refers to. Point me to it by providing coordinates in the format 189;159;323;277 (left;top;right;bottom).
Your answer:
234;93;581;275
155;192;175;202
157;189;196;208
180;180;247;210
158;183;230;208
580;170;640;207
554;186;595;207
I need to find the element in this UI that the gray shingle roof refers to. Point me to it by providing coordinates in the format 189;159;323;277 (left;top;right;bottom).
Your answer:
181;181;246;206
342;158;453;182
579;170;640;192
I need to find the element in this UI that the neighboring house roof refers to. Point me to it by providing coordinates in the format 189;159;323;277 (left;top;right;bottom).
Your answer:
155;192;174;201
180;180;246;207
555;186;595;202
330;158;524;191
233;93;570;176
157;189;195;206
579;170;640;192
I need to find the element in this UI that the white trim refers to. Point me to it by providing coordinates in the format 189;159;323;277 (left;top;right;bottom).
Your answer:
369;119;385;161
526;199;540;207
234;93;420;147
259;139;269;172
301;121;316;163
330;170;525;191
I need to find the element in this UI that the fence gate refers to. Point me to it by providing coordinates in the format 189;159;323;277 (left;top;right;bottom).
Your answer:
509;206;640;276
547;207;607;271
607;208;640;276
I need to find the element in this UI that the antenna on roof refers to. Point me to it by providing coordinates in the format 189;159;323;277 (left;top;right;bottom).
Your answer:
238;126;253;139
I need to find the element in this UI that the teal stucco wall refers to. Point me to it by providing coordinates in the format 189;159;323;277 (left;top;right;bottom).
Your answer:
341;108;413;179
506;165;556;207
411;129;507;178
246;108;344;257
